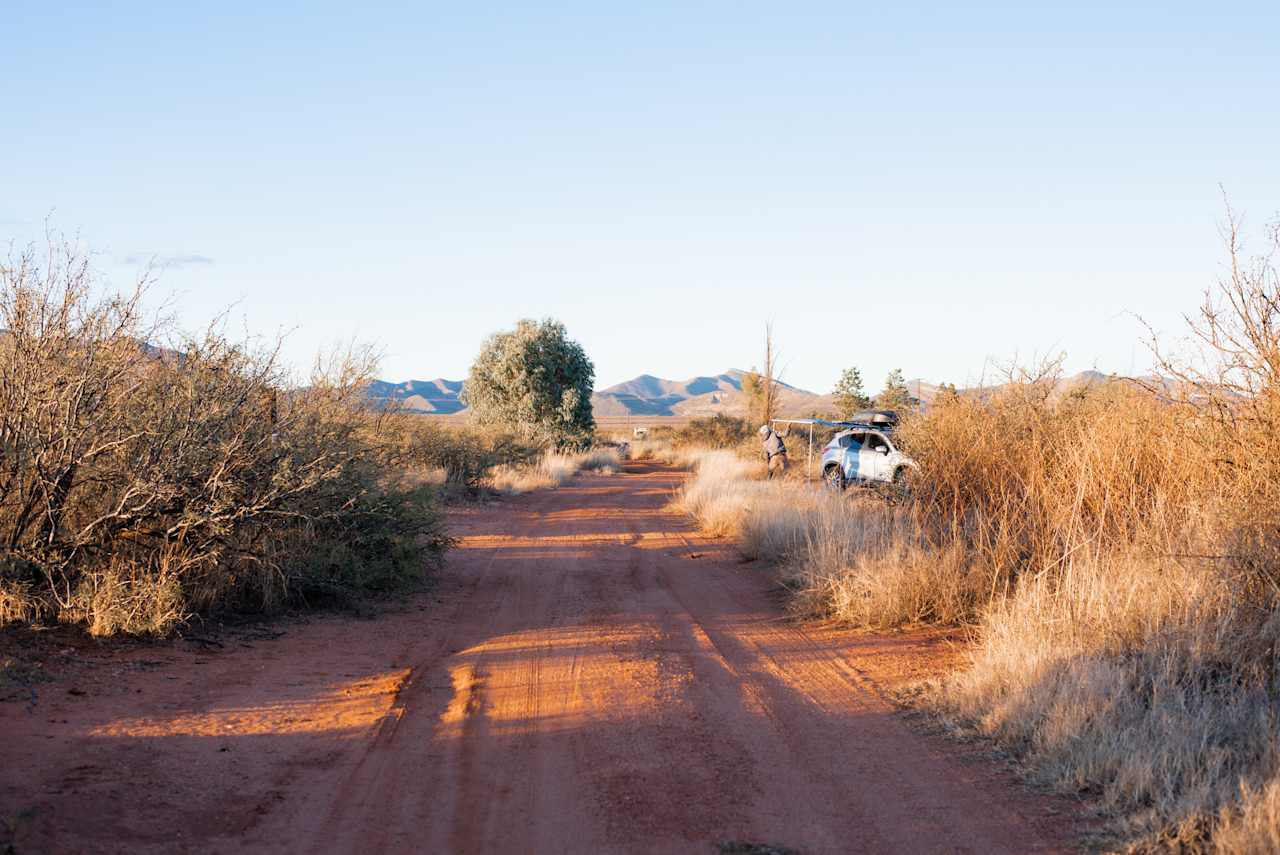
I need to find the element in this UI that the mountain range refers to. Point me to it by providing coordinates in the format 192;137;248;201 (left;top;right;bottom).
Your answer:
365;369;826;417
590;370;833;417
364;378;468;414
366;369;1121;418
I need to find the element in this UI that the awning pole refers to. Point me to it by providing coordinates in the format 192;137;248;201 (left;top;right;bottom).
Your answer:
808;424;814;481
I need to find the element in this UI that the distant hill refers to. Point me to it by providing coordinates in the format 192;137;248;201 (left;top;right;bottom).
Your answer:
365;378;467;414
363;369;1135;418
362;370;832;418
593;369;831;418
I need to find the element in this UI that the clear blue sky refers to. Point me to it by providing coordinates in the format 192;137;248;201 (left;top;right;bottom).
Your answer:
4;2;1278;393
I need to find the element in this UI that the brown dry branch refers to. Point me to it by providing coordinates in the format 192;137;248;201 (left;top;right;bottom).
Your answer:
0;236;451;634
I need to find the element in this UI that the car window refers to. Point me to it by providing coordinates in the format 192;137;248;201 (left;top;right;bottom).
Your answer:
848;432;865;448
866;433;889;452
836;434;852;448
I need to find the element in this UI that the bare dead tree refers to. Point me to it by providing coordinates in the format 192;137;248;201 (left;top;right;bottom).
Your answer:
743;322;782;426
1144;202;1280;592
763;321;780;424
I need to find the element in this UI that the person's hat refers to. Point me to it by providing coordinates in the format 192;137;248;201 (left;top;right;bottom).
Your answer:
758;424;771;436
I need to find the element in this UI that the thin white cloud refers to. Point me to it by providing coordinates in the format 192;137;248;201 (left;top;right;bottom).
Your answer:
124;252;215;269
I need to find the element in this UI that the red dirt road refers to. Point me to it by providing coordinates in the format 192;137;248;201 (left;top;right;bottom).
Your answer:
2;462;1073;854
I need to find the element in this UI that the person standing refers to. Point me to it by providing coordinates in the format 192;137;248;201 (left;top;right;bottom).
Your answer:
759;424;788;479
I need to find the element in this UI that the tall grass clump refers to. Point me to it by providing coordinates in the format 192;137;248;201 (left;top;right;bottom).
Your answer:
944;554;1278;849
626;437;678;462
489;446;623;494
0;237;453;635
674;450;765;536
676;448;980;625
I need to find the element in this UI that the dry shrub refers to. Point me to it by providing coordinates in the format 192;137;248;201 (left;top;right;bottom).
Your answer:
1214;779;1280;855
0;237;453;635
899;375;1209;594
574;446;624;473
928;217;1280;851
384;419;540;494
791;536;977;627
673;414;755;449
67;555;187;637
0;580;41;626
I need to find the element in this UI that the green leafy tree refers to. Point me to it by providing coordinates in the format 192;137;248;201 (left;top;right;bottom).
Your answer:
832;367;870;419
461;318;595;445
875;368;918;412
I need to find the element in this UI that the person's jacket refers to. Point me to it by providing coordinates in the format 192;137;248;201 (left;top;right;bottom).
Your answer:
762;430;786;458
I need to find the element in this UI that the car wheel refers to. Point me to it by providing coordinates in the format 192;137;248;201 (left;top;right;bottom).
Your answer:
823;465;845;491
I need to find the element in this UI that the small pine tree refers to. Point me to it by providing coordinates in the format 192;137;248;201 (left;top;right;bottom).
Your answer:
875;368;917;412
832;367;870;419
934;382;960;406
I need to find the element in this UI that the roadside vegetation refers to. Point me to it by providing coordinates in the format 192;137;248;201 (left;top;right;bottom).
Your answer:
676;215;1280;852
383;419;543;495
0;243;614;638
488;447;622;494
0;239;457;636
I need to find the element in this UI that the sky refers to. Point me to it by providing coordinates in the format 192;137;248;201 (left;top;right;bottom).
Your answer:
4;2;1278;394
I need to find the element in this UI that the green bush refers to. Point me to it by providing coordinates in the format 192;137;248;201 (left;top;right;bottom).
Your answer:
281;485;454;603
462;318;596;446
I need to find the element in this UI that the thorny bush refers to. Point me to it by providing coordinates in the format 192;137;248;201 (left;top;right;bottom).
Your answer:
0;238;452;635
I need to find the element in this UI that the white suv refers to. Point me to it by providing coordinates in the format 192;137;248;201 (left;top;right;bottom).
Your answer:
820;427;916;490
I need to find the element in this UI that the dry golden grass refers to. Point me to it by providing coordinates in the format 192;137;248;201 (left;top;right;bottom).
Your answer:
942;553;1280;849
625;437;677;462
677;374;1280;850
675;296;1280;852
488;447;623;494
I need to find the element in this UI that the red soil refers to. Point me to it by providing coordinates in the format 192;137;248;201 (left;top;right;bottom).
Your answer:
1;462;1077;854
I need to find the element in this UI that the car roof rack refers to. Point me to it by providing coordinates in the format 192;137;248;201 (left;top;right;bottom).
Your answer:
771;411;900;432
846;410;899;427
